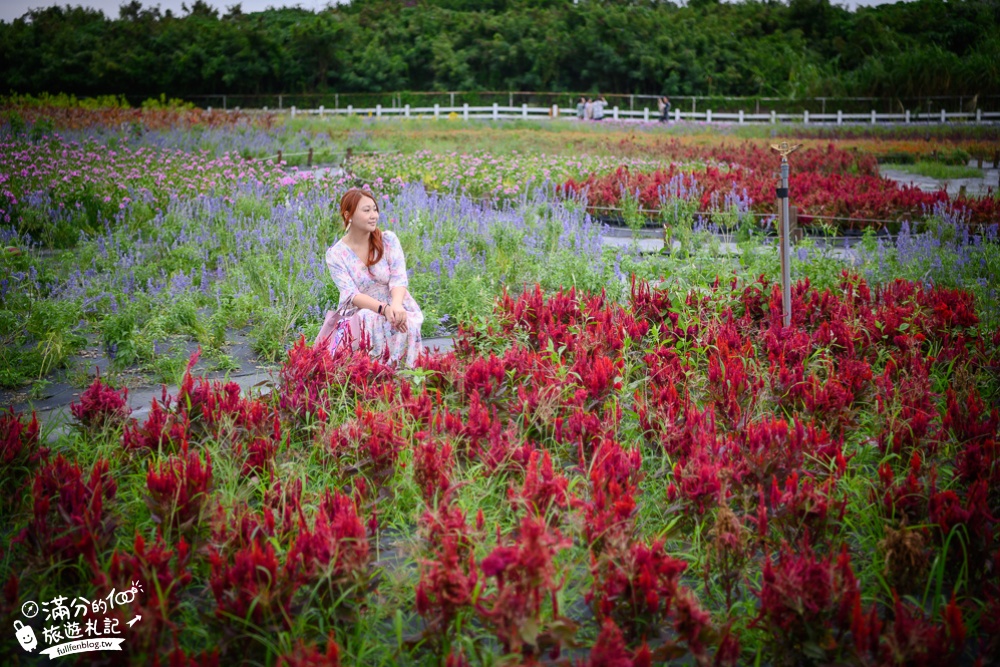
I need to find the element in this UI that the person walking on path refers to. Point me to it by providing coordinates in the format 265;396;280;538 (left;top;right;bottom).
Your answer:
315;188;424;367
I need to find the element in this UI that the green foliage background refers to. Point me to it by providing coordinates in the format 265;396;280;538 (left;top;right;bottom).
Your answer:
0;0;997;100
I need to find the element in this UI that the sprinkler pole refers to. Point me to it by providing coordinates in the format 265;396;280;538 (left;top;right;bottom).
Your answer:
770;142;801;328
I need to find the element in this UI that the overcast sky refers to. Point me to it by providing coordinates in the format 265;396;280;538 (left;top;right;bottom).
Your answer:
0;0;329;22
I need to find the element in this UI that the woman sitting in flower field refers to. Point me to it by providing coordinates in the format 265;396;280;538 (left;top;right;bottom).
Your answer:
314;188;424;367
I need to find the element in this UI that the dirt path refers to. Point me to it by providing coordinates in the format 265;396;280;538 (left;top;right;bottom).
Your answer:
879;162;999;197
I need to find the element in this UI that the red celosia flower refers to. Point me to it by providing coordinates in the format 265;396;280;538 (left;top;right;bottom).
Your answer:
278;336;397;422
585;439;641;551
208;533;299;630
412;432;454;504
146;449;214;536
108;531;193;656
275;633;341;667
580;618;645;667
753;543;869;662
330;404;406;493
733;416;843;489
415;500;479;641
878;594;962;665
476;514;571;657
589;537;688;641
0;408;46;503
19;455;117;571
509;449;570;520
70;374;131;434
287;489;370;602
764;472;845;544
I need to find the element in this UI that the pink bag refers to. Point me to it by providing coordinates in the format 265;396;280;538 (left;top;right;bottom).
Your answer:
314;304;354;350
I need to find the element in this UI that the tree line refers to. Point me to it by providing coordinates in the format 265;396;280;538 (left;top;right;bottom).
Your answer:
1;0;997;101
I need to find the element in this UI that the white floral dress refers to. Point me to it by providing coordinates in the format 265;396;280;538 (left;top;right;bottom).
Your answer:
323;230;424;367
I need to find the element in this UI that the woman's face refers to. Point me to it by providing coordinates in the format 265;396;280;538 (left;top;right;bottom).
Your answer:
350;196;379;232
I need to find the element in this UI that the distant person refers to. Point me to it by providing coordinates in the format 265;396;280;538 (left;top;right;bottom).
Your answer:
593;95;606;121
658;96;671;122
576;96;586;120
584;97;594;121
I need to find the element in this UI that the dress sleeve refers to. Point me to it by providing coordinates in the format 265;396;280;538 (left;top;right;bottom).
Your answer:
384;231;409;289
325;245;359;308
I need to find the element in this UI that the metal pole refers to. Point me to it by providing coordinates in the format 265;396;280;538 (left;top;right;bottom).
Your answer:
779;158;791;327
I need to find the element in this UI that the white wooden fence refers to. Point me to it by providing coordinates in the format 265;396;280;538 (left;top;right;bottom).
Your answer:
215;101;1000;124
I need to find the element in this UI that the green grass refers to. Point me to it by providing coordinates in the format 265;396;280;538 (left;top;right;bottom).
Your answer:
881;161;983;180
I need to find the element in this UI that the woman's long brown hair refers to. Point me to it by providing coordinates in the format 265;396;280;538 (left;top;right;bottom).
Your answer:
339;188;384;267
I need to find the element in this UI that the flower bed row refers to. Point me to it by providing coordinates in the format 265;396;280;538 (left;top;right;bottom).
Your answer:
561;144;998;228
350;142;997;229
2;274;998;664
347;149;675;199
3;103;279;132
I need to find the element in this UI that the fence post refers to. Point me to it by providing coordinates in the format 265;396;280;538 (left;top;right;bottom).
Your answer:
771;110;776;124
675;107;680;122
319;105;324;117
871;110;876;124
277;150;282;164
613;106;619;120
434;103;440;119
739;109;744;124
464;103;469;120
977;108;982;123
347;104;353;116
790;206;802;243
307;148;313;168
707;109;712;123
803;110;809;124
450;92;455;107
905;109;910;124
405;104;411;118
291;106;296;119
207;106;212;114
263;106;268;112
278;94;282;109
552;104;559;118
940;108;946;123
493;103;499;120
223;95;227;110
644;108;649;121
335;94;339;109
376;104;382;118
837;110;843;125
522;103;528;118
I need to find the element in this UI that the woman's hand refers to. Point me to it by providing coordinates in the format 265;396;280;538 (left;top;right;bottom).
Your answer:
383;304;407;333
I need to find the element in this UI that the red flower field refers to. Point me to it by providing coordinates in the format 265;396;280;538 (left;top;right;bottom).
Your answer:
2;274;998;664
562;144;998;227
